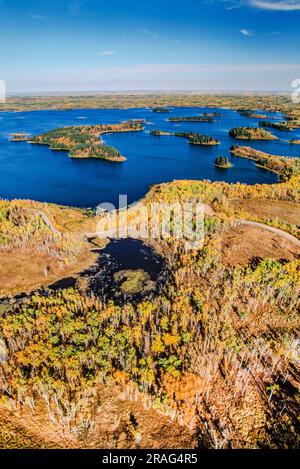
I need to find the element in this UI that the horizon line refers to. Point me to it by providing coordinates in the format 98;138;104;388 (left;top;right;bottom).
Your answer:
6;89;291;97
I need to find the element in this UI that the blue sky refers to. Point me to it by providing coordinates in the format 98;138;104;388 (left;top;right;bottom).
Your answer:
1;0;300;92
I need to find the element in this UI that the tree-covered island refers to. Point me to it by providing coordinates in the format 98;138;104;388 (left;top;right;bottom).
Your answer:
214;156;233;168
259;120;298;131
168;115;214;122
17;121;144;162
152;107;171;113
150;129;172;136
229;126;278;140
150;129;220;145
230;145;300;180
237;109;268;119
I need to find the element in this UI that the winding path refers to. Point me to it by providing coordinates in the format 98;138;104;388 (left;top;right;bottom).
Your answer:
30;209;61;235
237;219;300;248
31;206;300;249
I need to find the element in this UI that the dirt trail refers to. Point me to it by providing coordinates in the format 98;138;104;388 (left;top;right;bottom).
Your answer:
30;209;61;235
237;220;300;248
203;204;300;248
34;205;300;248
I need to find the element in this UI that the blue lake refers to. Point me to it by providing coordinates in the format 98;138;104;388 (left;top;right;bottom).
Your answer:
0;107;299;208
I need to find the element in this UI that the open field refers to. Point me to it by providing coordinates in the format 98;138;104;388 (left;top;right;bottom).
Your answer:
229;198;300;226
221;224;300;267
0;247;95;297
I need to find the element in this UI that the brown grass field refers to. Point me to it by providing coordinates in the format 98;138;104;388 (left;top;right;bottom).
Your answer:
230;198;300;226
221;224;300;267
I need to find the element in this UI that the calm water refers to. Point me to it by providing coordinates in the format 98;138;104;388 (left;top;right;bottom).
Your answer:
86;238;166;302
0;107;299;208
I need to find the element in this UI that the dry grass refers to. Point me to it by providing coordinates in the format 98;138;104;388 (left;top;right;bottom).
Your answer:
221;224;300;267
230;198;300;226
0;246;96;297
11;199;95;234
0;385;195;449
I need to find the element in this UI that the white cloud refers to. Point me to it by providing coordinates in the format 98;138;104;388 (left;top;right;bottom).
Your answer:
223;0;300;11
139;28;159;39
30;14;46;20
97;50;116;56
92;63;300;76
240;29;253;36
7;63;300;92
249;0;300;10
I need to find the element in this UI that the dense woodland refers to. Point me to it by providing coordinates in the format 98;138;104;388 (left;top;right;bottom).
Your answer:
259;121;296;131
0;206;299;448
230;146;300;182
168;116;214;122
29;121;144;161
229;127;277;140
150;130;220;145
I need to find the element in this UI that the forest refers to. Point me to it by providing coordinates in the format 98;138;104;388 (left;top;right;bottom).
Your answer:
229;126;278;140
152;107;170;113
168;116;214;122
150;130;220;145
214;156;232;168
230;146;300;181
28;121;144;161
259;121;295;131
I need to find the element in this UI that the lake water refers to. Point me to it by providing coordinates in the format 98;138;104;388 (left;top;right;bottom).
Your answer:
84;238;166;303
0;107;299;208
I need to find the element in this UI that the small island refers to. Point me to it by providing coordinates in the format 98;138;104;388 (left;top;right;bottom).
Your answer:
203;111;222;117
150;129;172;136
259;120;295;131
248;114;268;119
188;133;220;145
174;131;220;145
169;115;214;122
237;109;268;119
15;121;144;162
214;156;232;169
9;132;30;142
229;126;278;140
152;107;170;113
150;129;220;145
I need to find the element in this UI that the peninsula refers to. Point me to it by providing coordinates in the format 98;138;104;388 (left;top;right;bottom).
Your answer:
13;121;144;162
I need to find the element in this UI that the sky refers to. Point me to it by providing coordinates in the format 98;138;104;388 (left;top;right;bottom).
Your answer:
0;0;300;93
